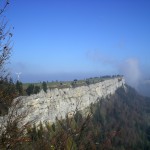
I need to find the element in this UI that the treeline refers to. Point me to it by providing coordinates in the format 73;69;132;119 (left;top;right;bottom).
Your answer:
0;78;48;115
25;81;47;96
0;78;19;106
0;78;48;96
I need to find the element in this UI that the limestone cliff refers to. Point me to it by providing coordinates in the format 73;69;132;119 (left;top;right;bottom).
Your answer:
0;77;125;126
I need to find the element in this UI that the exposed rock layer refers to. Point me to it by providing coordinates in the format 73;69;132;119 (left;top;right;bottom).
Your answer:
0;77;125;126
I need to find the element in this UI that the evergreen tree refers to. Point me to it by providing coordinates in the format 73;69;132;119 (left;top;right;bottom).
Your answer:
42;81;47;93
26;84;34;96
0;77;17;110
34;85;40;94
15;80;23;95
85;79;90;85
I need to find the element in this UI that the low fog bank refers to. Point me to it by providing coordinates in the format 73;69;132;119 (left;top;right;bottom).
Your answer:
118;58;150;97
137;81;150;97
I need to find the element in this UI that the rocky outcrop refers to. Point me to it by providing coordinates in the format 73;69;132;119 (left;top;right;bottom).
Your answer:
0;77;125;126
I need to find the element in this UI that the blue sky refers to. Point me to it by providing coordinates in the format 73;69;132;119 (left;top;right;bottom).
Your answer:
4;0;150;83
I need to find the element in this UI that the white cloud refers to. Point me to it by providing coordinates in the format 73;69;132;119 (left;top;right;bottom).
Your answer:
87;50;143;89
118;58;141;88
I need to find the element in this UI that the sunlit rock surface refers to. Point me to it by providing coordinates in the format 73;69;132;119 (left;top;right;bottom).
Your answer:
1;77;125;126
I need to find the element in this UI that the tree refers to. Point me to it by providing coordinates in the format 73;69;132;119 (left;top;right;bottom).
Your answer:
0;77;17;114
33;85;40;94
26;84;34;96
0;0;14;108
71;81;76;88
0;0;12;79
0;97;32;149
42;81;47;93
85;79;90;85
15;80;23;96
74;79;78;82
0;2;32;149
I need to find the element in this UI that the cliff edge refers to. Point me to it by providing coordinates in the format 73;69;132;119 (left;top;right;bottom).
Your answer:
0;77;125;126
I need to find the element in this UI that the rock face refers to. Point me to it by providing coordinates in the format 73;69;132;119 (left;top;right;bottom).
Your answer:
1;77;125;126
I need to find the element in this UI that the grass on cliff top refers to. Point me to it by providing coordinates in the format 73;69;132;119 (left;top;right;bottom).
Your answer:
23;75;122;90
